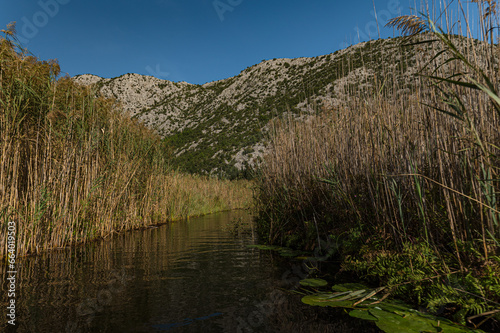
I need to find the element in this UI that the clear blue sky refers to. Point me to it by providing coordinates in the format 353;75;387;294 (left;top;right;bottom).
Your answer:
0;0;475;84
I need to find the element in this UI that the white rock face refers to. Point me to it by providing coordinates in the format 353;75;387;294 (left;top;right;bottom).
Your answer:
74;73;191;117
73;74;103;86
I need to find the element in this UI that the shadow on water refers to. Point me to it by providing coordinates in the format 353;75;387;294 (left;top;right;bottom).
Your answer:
1;210;379;332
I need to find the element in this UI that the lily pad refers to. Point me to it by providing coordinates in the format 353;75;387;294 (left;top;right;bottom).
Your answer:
301;286;484;333
367;308;479;333
331;283;370;292
299;278;328;287
301;293;358;308
375;299;413;313
349;309;378;321
370;308;435;333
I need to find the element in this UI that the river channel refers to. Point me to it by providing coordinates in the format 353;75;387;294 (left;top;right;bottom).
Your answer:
1;210;378;332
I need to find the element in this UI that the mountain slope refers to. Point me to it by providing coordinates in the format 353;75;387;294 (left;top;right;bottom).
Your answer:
74;34;467;178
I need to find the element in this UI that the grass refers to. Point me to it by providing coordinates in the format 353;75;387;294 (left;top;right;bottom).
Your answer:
254;0;499;329
0;23;252;259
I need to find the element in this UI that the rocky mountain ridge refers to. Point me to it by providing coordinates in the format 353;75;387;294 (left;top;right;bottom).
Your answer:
74;34;467;178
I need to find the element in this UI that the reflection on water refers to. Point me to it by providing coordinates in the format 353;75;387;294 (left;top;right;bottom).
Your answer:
1;210;378;333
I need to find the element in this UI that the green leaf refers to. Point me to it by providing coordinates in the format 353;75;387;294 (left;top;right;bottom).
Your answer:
420;102;464;121
331;283;369;292
369;308;436;333
301;288;484;332
468;78;500;117
423;75;480;90
301;293;357;308
349;309;378;321
299;278;328;287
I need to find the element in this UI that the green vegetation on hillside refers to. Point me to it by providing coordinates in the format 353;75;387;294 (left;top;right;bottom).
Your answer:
81;34;422;179
0;24;252;259
158;38;418;178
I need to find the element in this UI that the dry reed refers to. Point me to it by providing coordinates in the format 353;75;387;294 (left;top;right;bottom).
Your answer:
0;25;252;259
255;1;500;266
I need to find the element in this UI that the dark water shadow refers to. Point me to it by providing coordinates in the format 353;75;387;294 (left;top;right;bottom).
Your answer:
1;210;379;332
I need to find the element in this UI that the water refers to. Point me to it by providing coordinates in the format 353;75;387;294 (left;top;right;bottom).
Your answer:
1;210;378;333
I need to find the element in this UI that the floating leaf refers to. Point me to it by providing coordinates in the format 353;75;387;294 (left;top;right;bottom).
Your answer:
376;299;413;313
353;286;386;306
369;308;435;332
331;283;370;292
349;309;378;321
346;289;367;299
301;287;484;332
301;293;358;308
368;308;478;333
299;278;328;287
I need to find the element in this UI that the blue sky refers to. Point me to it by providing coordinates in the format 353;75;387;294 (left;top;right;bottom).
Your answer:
0;0;475;84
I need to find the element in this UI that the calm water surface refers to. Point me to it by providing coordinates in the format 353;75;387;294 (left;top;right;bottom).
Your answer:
1;211;378;333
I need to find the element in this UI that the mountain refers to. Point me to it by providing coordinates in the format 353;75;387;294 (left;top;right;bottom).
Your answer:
73;34;455;178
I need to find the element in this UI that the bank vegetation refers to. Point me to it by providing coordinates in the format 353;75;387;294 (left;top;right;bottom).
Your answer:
255;1;500;329
0;24;252;259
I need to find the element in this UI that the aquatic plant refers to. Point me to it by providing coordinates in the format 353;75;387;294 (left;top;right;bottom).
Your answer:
301;282;486;332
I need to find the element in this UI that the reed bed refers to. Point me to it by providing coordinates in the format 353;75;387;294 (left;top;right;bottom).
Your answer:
0;25;252;259
257;0;500;255
255;0;499;327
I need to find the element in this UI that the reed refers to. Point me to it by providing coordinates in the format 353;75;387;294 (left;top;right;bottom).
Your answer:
255;0;499;326
0;24;252;259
